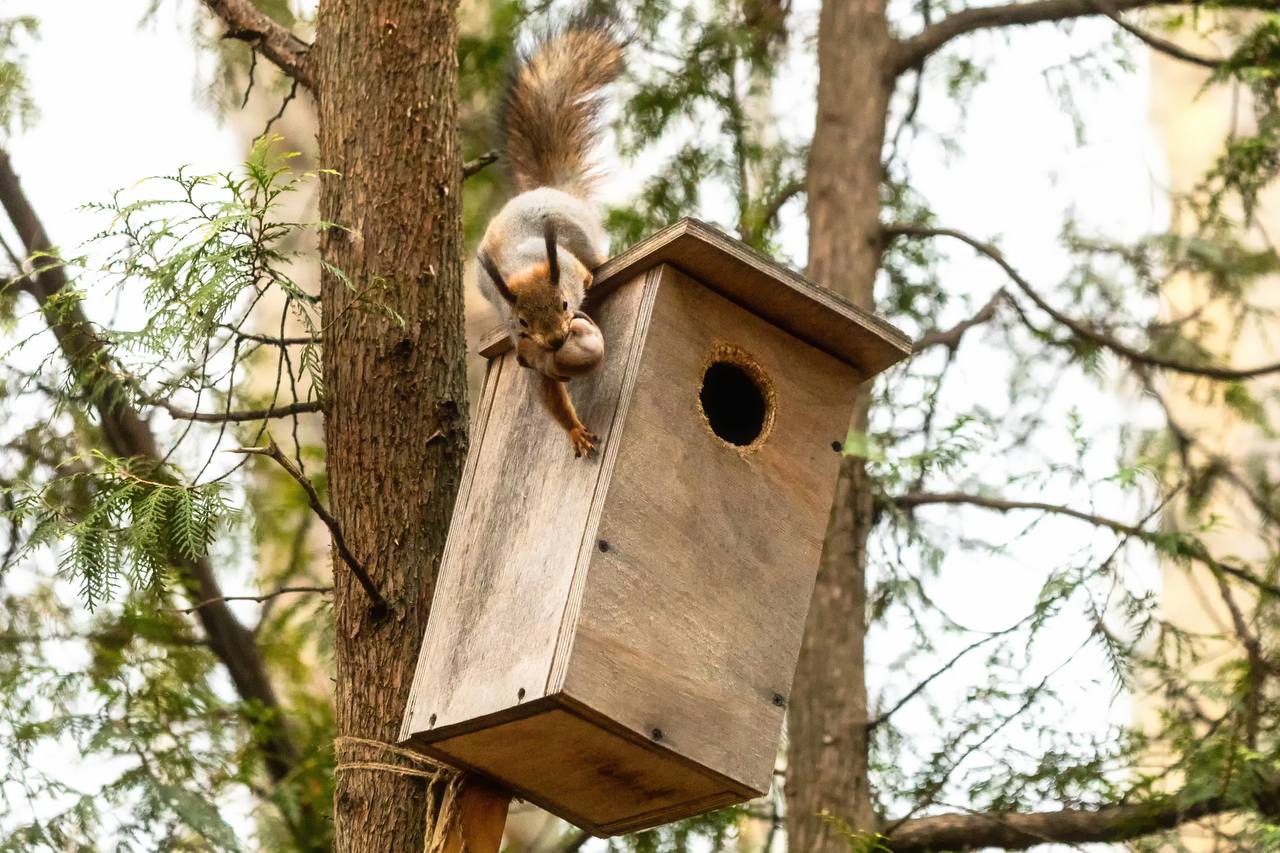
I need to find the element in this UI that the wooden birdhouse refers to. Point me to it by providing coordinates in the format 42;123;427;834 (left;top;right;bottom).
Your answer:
401;219;910;837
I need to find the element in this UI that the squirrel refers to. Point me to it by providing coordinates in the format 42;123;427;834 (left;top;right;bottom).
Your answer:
475;23;623;458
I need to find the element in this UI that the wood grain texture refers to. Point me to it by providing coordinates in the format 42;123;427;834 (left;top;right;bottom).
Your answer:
479;218;911;376
411;699;746;836
403;273;653;736
560;265;859;795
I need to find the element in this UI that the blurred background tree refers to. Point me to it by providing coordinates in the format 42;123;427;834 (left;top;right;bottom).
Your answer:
0;1;1277;851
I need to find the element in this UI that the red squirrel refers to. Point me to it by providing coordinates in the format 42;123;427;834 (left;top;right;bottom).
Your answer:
474;25;621;457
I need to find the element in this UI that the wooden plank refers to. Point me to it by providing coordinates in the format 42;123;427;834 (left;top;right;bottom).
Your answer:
402;273;651;736
546;268;662;694
401;355;505;740
479;218;911;377
561;265;859;794
440;782;511;853
423;702;742;836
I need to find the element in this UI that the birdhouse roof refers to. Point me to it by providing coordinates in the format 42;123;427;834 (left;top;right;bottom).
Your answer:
480;218;912;377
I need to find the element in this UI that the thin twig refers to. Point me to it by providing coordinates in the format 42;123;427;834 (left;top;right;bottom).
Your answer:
1088;0;1222;69
886;223;1280;380
913;288;1006;354
463;150;499;178
230;436;390;617
259;78;299;140
160;398;323;422
174;584;333;615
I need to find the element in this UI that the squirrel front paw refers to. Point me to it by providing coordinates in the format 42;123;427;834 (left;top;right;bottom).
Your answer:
570;426;599;458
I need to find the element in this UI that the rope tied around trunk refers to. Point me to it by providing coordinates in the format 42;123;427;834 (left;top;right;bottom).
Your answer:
334;735;463;852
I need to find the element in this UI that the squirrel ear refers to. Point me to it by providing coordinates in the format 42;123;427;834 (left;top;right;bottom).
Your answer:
478;250;515;304
543;219;560;286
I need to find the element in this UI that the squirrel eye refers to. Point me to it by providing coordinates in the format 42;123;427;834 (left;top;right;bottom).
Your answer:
519;317;529;328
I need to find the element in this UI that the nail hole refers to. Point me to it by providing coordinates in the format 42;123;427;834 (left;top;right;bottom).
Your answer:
650;728;663;742
598;539;610;552
517;688;526;701
831;441;842;452
428;713;437;728
772;693;786;708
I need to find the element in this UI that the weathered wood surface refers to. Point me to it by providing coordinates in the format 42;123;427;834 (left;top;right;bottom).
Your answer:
401;272;654;738
560;265;860;795
440;781;511;853
480;218;911;376
404;221;909;835
414;699;744;835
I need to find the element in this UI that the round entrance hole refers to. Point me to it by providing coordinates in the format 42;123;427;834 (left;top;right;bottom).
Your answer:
698;348;775;449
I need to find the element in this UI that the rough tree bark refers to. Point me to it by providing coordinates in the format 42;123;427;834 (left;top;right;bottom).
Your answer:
786;0;895;849
312;2;469;851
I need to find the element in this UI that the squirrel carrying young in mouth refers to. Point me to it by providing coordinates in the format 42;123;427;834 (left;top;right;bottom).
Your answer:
475;22;623;458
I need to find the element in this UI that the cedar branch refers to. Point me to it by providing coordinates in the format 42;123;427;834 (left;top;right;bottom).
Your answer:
0;148;304;787
886;223;1280;380
894;490;1280;598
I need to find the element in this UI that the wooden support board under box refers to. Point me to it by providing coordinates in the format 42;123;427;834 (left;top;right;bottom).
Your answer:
401;219;910;836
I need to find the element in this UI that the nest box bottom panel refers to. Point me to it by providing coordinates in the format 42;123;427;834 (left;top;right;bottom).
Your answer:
404;695;754;836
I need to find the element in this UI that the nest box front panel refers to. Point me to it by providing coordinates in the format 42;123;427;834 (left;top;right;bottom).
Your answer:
401;271;655;739
559;264;860;796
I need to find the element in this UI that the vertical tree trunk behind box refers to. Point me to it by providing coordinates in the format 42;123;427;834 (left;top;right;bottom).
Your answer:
787;0;894;849
313;1;469;850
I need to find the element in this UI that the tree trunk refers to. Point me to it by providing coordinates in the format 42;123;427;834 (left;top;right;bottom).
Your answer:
313;2;469;851
787;0;894;849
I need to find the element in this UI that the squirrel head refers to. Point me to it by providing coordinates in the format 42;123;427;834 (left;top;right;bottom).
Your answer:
479;221;592;352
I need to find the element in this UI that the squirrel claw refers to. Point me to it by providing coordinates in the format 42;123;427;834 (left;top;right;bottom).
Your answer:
570;427;597;458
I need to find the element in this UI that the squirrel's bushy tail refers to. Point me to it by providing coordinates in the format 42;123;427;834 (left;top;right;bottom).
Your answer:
499;24;623;197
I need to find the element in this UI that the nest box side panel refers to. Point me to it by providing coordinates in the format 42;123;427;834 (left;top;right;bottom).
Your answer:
401;272;654;739
558;264;859;794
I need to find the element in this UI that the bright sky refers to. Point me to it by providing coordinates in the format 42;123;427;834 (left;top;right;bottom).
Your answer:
3;1;1175;850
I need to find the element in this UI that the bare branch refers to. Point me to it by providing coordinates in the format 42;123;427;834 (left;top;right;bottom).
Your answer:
894;0;1179;74
1090;0;1223;69
160;397;324;423
895;490;1280;598
886;223;1280;380
759;178;806;236
885;791;1233;852
231;437;389;618
174;584;333;615
463;150;500;179
869;613;1030;728
913;288;1006;354
202;0;316;92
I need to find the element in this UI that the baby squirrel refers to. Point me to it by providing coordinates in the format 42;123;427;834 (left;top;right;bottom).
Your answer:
475;24;622;458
